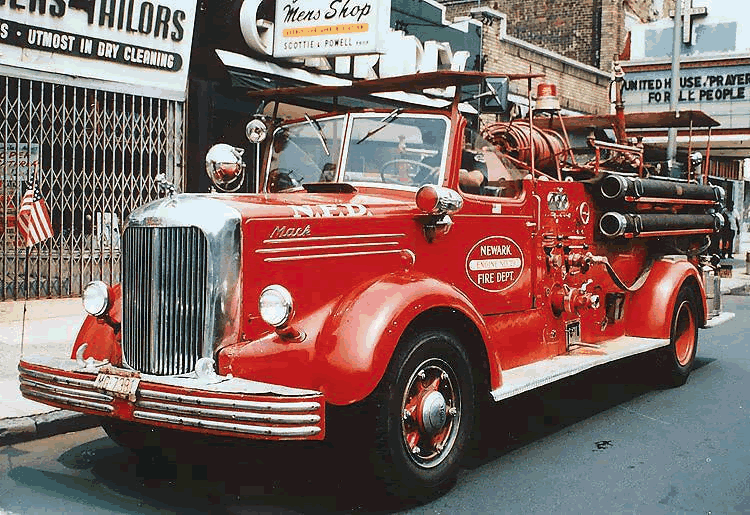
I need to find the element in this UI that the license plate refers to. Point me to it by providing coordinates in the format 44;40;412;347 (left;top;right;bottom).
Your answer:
94;373;140;402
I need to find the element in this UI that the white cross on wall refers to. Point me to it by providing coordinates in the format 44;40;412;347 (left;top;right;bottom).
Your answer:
669;0;708;45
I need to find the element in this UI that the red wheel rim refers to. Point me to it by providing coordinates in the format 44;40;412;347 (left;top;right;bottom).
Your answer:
673;300;696;366
400;358;461;469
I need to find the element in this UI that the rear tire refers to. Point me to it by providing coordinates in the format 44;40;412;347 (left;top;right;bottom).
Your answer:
370;329;475;497
659;285;699;387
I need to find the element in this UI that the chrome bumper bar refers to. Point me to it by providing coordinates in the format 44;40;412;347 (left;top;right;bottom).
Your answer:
19;356;325;440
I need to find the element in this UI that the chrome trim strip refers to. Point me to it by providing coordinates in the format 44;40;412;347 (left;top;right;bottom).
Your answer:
263;233;406;244
137;389;320;412
20;376;114;403
257;241;399;254
21;367;101;391
137;401;320;424
264;249;407;262
133;410;322;437
20;386;114;413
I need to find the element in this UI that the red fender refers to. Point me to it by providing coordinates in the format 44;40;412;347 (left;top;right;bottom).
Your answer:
71;284;123;365
314;272;492;405
624;259;706;339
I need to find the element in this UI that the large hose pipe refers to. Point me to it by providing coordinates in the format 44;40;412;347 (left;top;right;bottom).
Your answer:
600;174;724;203
599;212;723;238
484;121;567;173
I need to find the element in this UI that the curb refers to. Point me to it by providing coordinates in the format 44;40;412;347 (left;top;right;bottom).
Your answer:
0;410;100;447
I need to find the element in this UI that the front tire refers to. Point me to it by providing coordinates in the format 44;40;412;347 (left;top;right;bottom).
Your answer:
659;285;699;386
371;330;475;496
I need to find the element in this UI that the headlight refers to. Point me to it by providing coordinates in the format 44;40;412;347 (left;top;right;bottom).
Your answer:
205;143;245;188
82;281;110;317
259;285;293;327
246;118;268;144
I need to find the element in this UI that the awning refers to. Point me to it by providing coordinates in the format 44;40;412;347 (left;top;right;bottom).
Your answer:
215;49;478;113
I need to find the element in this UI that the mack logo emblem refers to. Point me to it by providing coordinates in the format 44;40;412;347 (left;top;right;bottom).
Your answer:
466;236;524;292
269;224;312;239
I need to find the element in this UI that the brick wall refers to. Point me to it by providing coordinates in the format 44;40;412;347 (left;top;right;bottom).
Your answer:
445;5;611;114
624;0;658;22
443;0;633;72
493;39;612;114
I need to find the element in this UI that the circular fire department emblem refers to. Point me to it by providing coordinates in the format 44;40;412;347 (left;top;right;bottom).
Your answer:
465;236;524;292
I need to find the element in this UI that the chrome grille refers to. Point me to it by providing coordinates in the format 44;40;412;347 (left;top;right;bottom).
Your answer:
122;226;208;375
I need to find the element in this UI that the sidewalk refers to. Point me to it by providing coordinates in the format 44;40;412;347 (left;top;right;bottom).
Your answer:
0;298;98;445
1;234;750;447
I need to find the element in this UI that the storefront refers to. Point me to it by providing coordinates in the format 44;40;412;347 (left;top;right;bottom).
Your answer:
0;0;196;299
186;0;483;192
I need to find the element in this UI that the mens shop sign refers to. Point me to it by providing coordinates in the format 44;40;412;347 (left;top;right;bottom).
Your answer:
239;0;390;60
239;0;469;80
0;0;195;100
271;0;389;58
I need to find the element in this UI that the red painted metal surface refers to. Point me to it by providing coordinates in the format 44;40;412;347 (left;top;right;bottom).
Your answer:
19;71;723;447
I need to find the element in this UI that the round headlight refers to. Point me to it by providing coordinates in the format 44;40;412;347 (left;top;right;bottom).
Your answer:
259;285;293;327
82;281;110;317
246;118;268;144
205;143;245;188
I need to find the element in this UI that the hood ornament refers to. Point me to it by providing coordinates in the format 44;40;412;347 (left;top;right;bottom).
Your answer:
155;173;178;197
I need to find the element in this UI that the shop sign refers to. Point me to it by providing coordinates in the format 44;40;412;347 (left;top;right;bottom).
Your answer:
0;143;39;185
272;0;389;58
0;1;196;100
240;0;468;81
622;64;750;129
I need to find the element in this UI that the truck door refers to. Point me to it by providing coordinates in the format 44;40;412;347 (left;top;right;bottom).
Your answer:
451;148;538;315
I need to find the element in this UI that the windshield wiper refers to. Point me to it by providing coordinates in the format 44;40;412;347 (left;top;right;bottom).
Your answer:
304;113;330;156
356;108;404;144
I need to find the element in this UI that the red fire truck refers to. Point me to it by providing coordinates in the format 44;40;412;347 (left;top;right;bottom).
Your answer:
19;71;734;495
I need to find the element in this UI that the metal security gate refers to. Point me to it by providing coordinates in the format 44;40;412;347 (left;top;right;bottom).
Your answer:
0;76;185;300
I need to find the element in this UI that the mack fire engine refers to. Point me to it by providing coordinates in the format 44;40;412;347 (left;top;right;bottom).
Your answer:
19;70;734;495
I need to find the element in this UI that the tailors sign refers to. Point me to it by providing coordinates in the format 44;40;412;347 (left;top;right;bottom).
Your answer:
0;0;196;100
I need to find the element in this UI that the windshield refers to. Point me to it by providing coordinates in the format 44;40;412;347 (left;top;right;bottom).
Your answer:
267;115;344;192
266;113;449;192
343;114;448;188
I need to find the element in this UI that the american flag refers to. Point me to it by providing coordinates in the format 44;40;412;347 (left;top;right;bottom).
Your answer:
17;184;54;247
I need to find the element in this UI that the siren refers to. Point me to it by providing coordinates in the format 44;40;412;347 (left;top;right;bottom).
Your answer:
536;82;561;111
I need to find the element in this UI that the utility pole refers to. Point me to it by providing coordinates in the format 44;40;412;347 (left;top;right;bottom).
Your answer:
666;0;683;177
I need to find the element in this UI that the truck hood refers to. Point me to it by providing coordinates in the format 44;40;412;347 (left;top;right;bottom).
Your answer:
127;188;419;227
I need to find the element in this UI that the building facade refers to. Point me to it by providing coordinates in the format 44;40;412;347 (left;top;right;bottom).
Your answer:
620;0;750;225
1;0;654;299
0;1;197;299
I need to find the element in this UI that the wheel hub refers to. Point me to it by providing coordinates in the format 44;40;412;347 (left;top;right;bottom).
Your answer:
401;359;460;468
420;390;448;434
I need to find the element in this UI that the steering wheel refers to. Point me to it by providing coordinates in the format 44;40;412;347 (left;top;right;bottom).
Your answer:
380;159;438;185
268;168;303;192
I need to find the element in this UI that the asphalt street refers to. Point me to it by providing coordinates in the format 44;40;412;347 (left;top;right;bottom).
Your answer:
1;294;748;514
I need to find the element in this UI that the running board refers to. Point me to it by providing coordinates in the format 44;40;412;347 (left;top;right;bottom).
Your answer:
490;336;670;402
704;311;735;328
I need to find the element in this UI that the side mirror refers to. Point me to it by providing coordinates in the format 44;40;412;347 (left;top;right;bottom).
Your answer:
481;77;509;113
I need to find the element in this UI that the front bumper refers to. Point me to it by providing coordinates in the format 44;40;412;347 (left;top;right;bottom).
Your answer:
19;356;325;440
